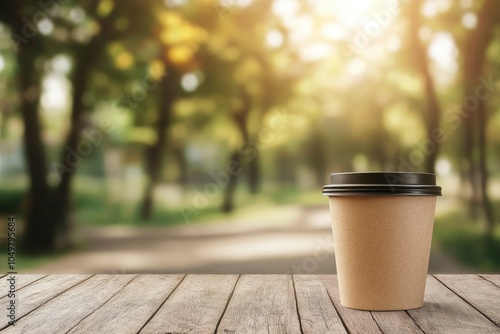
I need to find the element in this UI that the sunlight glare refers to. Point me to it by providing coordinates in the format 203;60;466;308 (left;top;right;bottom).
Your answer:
436;158;452;176
52;54;72;74
41;74;70;110
428;33;457;68
461;12;477;30
331;1;374;27
347;58;367;75
321;23;344;40
299;42;332;62
272;0;299;18
289;15;313;43
69;7;86;23
422;1;437;17
266;30;283;48
181;73;199;92
38;18;54;35
0;56;4;72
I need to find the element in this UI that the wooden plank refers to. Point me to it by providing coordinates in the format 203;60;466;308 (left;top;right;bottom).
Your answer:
140;275;238;334
68;275;184;334
435;275;500;327
371;311;424;334
408;276;499;333
0;274;91;327
317;275;382;334
216;275;301;334
0;274;46;298
1;274;136;333
293;275;347;334
481;275;500;288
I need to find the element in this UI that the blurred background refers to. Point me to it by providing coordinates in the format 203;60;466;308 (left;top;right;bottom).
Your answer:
0;0;499;274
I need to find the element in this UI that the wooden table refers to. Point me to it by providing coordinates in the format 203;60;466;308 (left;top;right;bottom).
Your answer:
0;274;499;333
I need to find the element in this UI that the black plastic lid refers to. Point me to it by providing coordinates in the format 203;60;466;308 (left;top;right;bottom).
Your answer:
322;172;442;196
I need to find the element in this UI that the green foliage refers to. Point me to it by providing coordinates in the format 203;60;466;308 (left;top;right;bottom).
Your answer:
434;204;500;272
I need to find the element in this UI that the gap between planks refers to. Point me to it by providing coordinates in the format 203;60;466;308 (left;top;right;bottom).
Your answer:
214;275;241;334
432;274;500;329
136;274;187;334
0;275;94;331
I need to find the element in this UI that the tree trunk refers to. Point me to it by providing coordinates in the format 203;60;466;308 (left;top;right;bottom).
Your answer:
17;43;53;253
461;0;499;232
407;0;441;174
463;120;479;218
49;42;100;249
221;93;251;212
172;144;188;186
221;151;241;212
247;153;259;194
477;101;494;233
140;67;176;220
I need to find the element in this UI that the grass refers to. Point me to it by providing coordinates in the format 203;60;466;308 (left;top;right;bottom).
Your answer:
433;201;500;272
0;177;325;228
70;176;325;226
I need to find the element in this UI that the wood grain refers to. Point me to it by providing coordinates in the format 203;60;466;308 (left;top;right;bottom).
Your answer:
69;275;184;334
293;275;347;334
371;311;424;334
408;276;499;334
317;275;382;334
0;274;46;298
0;274;91;327
435;274;500;327
481;275;500;288
140;274;238;334
1;275;136;334
216;275;301;334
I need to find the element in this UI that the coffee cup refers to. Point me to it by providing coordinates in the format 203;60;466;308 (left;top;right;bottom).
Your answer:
323;172;442;311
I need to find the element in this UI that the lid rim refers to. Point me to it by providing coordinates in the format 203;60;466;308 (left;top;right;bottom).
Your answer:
323;172;442;196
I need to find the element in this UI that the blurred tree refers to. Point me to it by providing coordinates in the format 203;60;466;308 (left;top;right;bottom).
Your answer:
1;2;53;252
140;53;179;220
0;0;154;252
406;0;442;174
139;7;207;220
461;0;500;234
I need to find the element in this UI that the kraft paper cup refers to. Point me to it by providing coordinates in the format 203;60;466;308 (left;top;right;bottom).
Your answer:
323;172;442;311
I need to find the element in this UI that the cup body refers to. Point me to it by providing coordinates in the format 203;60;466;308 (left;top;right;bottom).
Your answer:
328;195;437;310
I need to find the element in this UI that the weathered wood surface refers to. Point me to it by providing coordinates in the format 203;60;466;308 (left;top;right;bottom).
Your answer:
1;275;136;333
0;274;46;298
407;276;499;334
217;275;302;333
70;275;184;334
0;274;91;328
293;275;347;334
318;275;383;334
435;274;500;327
140;275;237;334
481;274;500;288
0;274;498;334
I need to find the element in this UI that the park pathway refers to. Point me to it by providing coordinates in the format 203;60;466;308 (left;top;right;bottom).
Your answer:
28;205;472;274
